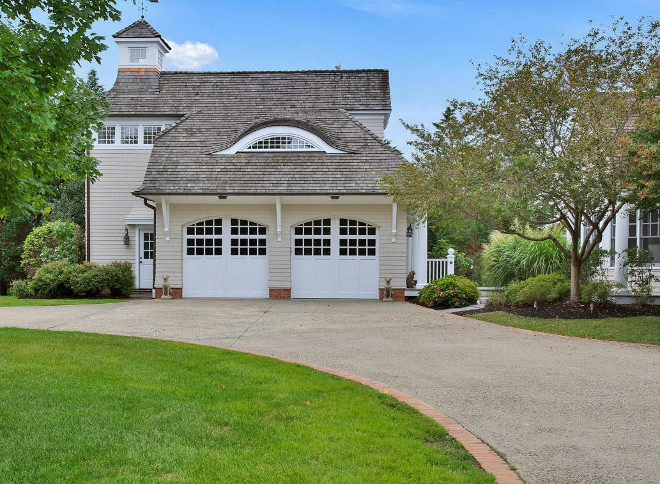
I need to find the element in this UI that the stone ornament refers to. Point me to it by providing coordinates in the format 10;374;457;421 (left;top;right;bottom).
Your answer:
383;277;393;302
406;270;417;288
161;274;173;299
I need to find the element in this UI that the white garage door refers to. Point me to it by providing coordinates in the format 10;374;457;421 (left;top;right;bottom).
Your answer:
183;218;268;298
291;218;379;299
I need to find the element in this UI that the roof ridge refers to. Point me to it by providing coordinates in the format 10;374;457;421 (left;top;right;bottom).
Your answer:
160;69;389;75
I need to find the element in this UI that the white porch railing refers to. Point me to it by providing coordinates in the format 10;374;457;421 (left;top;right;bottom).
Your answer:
426;249;455;282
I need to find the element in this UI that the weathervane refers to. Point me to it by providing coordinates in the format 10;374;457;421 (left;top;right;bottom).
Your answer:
140;0;159;20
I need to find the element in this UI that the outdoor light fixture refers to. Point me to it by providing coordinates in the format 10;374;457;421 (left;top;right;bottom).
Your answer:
218;195;227;200
406;224;413;238
330;195;340;200
123;227;130;245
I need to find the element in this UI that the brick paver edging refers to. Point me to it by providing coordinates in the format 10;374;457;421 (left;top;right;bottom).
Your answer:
103;332;522;484
246;351;523;484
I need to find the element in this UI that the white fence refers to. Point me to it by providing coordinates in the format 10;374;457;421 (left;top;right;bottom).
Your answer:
426;249;455;282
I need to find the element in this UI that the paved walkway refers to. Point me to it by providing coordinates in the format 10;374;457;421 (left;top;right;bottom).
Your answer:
1;299;658;484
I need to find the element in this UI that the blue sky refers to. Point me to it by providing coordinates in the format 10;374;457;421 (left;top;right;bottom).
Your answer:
81;0;660;157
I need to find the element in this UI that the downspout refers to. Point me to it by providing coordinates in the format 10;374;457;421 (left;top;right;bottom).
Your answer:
143;198;156;298
86;176;91;262
85;149;91;262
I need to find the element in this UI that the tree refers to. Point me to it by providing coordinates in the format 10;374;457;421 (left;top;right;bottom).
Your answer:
382;18;660;300
44;71;106;228
627;63;660;208
0;214;38;294
0;1;120;217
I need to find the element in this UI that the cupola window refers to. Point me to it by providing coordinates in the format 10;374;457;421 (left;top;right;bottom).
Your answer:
129;47;147;64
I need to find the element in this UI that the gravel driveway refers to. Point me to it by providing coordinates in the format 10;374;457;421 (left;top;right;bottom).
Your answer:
1;299;658;484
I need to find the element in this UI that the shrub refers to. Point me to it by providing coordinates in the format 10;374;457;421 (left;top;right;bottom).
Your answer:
103;261;134;297
622;248;659;304
502;273;570;306
484;291;507;308
418;275;480;308
21;221;84;277
30;260;75;298
68;263;107;297
481;228;567;287
581;280;619;305
8;279;33;299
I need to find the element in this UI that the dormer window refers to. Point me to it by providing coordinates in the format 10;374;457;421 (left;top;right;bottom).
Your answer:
244;135;319;151
129;47;147;64
215;126;346;155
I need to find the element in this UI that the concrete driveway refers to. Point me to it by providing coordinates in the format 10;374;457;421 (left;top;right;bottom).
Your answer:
1;299;658;484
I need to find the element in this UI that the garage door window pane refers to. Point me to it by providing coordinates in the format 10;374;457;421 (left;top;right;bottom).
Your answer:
186;219;222;255
339;219;377;257
230;219;267;256
294;219;331;256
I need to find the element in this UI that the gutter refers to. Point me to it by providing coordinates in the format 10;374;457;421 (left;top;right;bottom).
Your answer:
143;198;156;299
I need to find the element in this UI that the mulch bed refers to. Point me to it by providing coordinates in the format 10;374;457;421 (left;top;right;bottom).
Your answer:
455;301;660;319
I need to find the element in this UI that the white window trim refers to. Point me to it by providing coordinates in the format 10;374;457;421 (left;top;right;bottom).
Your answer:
215;126;345;154
93;120;173;149
627;209;660;266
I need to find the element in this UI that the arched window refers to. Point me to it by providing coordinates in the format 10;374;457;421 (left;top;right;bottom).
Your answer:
215;126;345;154
244;135;319;151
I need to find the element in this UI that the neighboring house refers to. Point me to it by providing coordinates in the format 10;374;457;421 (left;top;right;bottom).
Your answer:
88;19;432;299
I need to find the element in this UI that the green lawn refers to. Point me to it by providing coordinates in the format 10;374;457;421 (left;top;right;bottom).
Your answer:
469;311;660;344
0;295;126;307
0;328;494;483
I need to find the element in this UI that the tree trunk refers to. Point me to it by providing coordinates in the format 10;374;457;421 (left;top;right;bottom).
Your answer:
570;256;581;302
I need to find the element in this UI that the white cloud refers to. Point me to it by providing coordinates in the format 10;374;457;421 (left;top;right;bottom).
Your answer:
165;40;219;70
337;0;442;16
338;0;413;15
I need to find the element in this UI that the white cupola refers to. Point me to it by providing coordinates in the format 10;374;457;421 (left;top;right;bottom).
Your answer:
113;19;170;72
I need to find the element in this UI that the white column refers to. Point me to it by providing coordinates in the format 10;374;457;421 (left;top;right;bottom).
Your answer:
614;205;630;286
416;217;428;288
410;220;418;277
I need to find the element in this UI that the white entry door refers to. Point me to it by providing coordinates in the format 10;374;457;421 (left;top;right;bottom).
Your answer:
291;218;379;299
183;218;269;298
138;229;154;289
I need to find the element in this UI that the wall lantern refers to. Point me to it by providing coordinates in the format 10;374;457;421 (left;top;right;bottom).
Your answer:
406;224;414;238
330;195;340;200
123;227;130;245
218;195;228;200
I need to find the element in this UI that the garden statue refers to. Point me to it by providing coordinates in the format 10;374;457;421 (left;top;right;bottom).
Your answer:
406;271;417;288
161;274;172;299
383;277;393;301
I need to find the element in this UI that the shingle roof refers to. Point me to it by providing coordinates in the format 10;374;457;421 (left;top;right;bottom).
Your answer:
113;19;161;39
106;69;404;196
112;19;171;49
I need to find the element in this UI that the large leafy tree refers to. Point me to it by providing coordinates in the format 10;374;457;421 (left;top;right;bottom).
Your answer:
627;64;660;208
383;18;660;300
0;1;120;217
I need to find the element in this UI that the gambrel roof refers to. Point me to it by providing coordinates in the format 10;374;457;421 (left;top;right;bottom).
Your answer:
107;69;405;196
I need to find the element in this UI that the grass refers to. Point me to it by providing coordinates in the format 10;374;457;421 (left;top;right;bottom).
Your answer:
0;295;126;307
0;328;494;483
469;311;660;344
